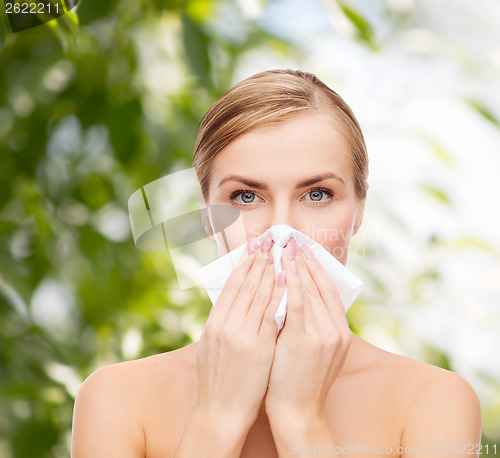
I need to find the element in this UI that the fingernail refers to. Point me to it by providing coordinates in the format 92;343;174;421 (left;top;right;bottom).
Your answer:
260;234;272;253
301;244;315;260
268;245;274;264
286;237;298;260
247;237;258;254
277;270;286;287
290;260;298;275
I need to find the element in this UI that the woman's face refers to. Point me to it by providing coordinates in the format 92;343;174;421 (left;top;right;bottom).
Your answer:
205;112;365;265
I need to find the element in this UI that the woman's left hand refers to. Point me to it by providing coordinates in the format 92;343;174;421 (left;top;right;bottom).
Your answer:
264;236;352;421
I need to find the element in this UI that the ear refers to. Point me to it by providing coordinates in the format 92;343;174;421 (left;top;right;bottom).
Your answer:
200;207;216;240
197;186;216;241
352;198;366;237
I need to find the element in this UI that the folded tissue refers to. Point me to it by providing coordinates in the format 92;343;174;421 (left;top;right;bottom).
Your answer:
198;224;363;331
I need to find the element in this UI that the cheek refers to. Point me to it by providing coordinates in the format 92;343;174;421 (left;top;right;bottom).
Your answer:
213;212;261;254
300;211;354;258
308;225;352;247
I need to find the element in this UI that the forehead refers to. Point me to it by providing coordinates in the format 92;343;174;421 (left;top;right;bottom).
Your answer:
209;112;352;188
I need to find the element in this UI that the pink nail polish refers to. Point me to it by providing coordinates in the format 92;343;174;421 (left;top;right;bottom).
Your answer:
260;234;272;253
290;260;298;275
286;237;298;260
247;237;258;254
301;244;314;260
277;270;286;287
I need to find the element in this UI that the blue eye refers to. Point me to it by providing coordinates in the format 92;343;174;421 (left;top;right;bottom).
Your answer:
229;187;334;207
304;187;334;202
240;192;256;203
230;190;261;205
308;190;324;201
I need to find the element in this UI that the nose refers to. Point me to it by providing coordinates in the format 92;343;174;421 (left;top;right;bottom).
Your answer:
265;201;299;233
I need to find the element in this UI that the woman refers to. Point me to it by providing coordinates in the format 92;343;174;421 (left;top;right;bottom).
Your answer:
71;69;482;457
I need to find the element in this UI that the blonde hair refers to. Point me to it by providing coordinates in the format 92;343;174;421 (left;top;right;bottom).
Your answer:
192;69;369;202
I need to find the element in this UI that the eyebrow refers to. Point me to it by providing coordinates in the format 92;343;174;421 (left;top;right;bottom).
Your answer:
217;172;345;189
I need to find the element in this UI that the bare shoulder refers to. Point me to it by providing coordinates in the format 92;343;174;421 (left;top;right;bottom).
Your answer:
380;346;479;403
72;343;197;457
79;341;195;392
360;339;482;444
76;342;196;413
366;339;480;405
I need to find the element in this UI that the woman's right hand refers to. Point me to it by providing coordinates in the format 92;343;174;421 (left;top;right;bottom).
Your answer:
195;235;286;428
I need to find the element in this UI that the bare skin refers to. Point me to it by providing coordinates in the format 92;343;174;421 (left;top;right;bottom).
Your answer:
72;112;482;457
72;334;481;457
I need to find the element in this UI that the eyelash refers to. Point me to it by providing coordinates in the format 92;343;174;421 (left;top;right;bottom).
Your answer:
229;187;335;207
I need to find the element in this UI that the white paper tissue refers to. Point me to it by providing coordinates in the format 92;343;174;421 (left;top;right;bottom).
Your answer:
199;224;363;331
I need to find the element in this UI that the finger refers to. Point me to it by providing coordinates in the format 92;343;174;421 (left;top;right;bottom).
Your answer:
207;238;258;327
235;236;257;267
294;251;331;333
245;242;276;333
300;244;348;327
280;237;304;333
224;241;271;330
258;262;286;340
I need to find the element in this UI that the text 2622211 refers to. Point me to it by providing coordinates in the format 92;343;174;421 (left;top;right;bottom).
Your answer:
5;3;59;14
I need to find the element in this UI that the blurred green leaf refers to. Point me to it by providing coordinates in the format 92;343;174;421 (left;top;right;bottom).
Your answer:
422;344;452;371
422;136;454;165
47;6;81;54
185;0;216;23
12;417;59;458
431;144;453;164
181;11;212;89
467;99;500;128
76;0;118;25
0;11;7;53
420;184;453;207
447;236;500;255
337;1;377;50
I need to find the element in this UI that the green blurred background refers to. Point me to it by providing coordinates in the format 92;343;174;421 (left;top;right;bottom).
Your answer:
1;0;499;456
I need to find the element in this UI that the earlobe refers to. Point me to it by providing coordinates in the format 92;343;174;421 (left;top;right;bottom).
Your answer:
352;216;363;237
352;199;366;237
200;207;216;240
197;188;216;240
